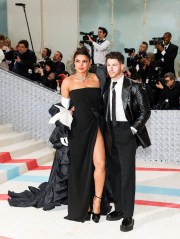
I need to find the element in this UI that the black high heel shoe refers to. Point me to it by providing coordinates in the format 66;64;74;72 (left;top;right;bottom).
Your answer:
92;195;102;223
86;211;92;221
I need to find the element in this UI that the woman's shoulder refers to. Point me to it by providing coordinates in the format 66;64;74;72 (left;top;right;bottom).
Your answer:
89;72;99;81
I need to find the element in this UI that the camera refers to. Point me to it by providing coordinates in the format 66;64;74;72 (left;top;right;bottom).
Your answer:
80;31;98;45
13;51;20;59
149;37;164;45
136;51;147;60
124;48;135;54
34;61;44;73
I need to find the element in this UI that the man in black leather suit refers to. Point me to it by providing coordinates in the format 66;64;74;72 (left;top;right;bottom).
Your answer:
103;52;151;232
154;32;178;77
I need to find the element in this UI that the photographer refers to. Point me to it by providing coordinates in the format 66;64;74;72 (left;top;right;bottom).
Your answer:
126;41;148;82
5;39;36;80
153;32;178;77
82;27;110;93
37;60;57;90
156;72;180;109
86;27;110;65
143;52;162;106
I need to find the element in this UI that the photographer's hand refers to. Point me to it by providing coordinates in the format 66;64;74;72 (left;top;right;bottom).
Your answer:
38;67;44;76
15;56;21;63
129;52;136;58
156;81;164;89
87;35;93;43
155;44;163;52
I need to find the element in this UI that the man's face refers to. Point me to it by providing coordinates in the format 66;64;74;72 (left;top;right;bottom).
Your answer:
107;59;125;80
53;52;61;62
163;34;171;45
18;44;27;54
164;76;174;88
98;29;106;40
139;43;148;53
42;48;48;59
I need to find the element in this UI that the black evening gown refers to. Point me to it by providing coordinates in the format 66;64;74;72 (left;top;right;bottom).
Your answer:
65;87;103;222
8;104;70;210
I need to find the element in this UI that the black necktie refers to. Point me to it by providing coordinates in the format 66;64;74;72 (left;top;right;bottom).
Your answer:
112;81;117;127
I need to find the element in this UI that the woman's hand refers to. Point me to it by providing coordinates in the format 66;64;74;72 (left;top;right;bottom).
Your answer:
70;106;75;115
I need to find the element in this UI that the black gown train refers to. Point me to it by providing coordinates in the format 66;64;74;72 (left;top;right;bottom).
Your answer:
65;87;103;222
8;104;70;210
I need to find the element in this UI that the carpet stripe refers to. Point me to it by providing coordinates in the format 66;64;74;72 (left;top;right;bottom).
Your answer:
135;200;180;208
136;167;180;172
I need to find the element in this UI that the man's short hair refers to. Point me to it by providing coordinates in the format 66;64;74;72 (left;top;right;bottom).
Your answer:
18;40;29;48
142;41;148;48
45;48;51;57
164;72;176;81
106;52;124;64
57;51;63;59
98;27;108;37
164;32;172;37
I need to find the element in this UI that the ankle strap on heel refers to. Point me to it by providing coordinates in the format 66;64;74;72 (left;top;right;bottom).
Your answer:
94;195;102;200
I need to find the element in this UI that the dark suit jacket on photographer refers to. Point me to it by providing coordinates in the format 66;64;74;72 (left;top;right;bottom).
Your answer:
158;81;180;109
6;49;37;80
154;43;178;76
127;53;147;82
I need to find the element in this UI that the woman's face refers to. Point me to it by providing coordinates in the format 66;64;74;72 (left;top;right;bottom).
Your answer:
74;54;90;73
45;64;51;71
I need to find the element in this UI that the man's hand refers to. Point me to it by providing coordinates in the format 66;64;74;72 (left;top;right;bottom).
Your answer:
155;44;164;52
128;52;136;58
15;56;21;63
156;81;164;89
87;35;93;43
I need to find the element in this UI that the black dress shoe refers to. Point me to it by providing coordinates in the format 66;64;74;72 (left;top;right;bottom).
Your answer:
120;217;134;232
106;210;123;221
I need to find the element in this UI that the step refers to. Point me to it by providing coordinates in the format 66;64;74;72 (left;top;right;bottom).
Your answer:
16;147;55;165
0;162;28;184
0;140;46;158
0;124;13;133
0;132;29;147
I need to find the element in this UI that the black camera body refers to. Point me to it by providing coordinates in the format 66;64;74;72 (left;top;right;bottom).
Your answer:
136;51;147;60
80;31;98;45
124;48;135;54
13;51;20;60
149;37;164;45
34;61;45;73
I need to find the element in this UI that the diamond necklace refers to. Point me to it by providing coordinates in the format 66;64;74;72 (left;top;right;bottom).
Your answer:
75;72;90;82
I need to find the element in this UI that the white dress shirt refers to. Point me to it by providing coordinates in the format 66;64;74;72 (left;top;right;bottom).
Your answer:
110;75;127;121
110;76;137;134
93;39;110;65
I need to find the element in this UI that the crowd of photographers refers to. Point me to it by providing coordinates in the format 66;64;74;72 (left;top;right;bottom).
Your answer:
0;34;68;91
124;32;180;109
0;30;180;109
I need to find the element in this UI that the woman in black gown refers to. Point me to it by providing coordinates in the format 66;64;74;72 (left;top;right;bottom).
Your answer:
61;47;106;223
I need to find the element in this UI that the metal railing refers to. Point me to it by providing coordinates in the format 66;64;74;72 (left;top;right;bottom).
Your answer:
0;67;180;164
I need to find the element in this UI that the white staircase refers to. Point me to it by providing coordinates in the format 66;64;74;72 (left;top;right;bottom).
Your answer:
0;124;55;184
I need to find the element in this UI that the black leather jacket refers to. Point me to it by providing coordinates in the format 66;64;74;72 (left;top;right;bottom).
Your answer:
102;77;151;153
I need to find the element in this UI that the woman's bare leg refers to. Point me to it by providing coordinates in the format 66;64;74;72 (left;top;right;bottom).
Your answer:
93;128;106;214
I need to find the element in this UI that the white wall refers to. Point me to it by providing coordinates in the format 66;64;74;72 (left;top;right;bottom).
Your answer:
7;0;79;64
79;0;180;73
